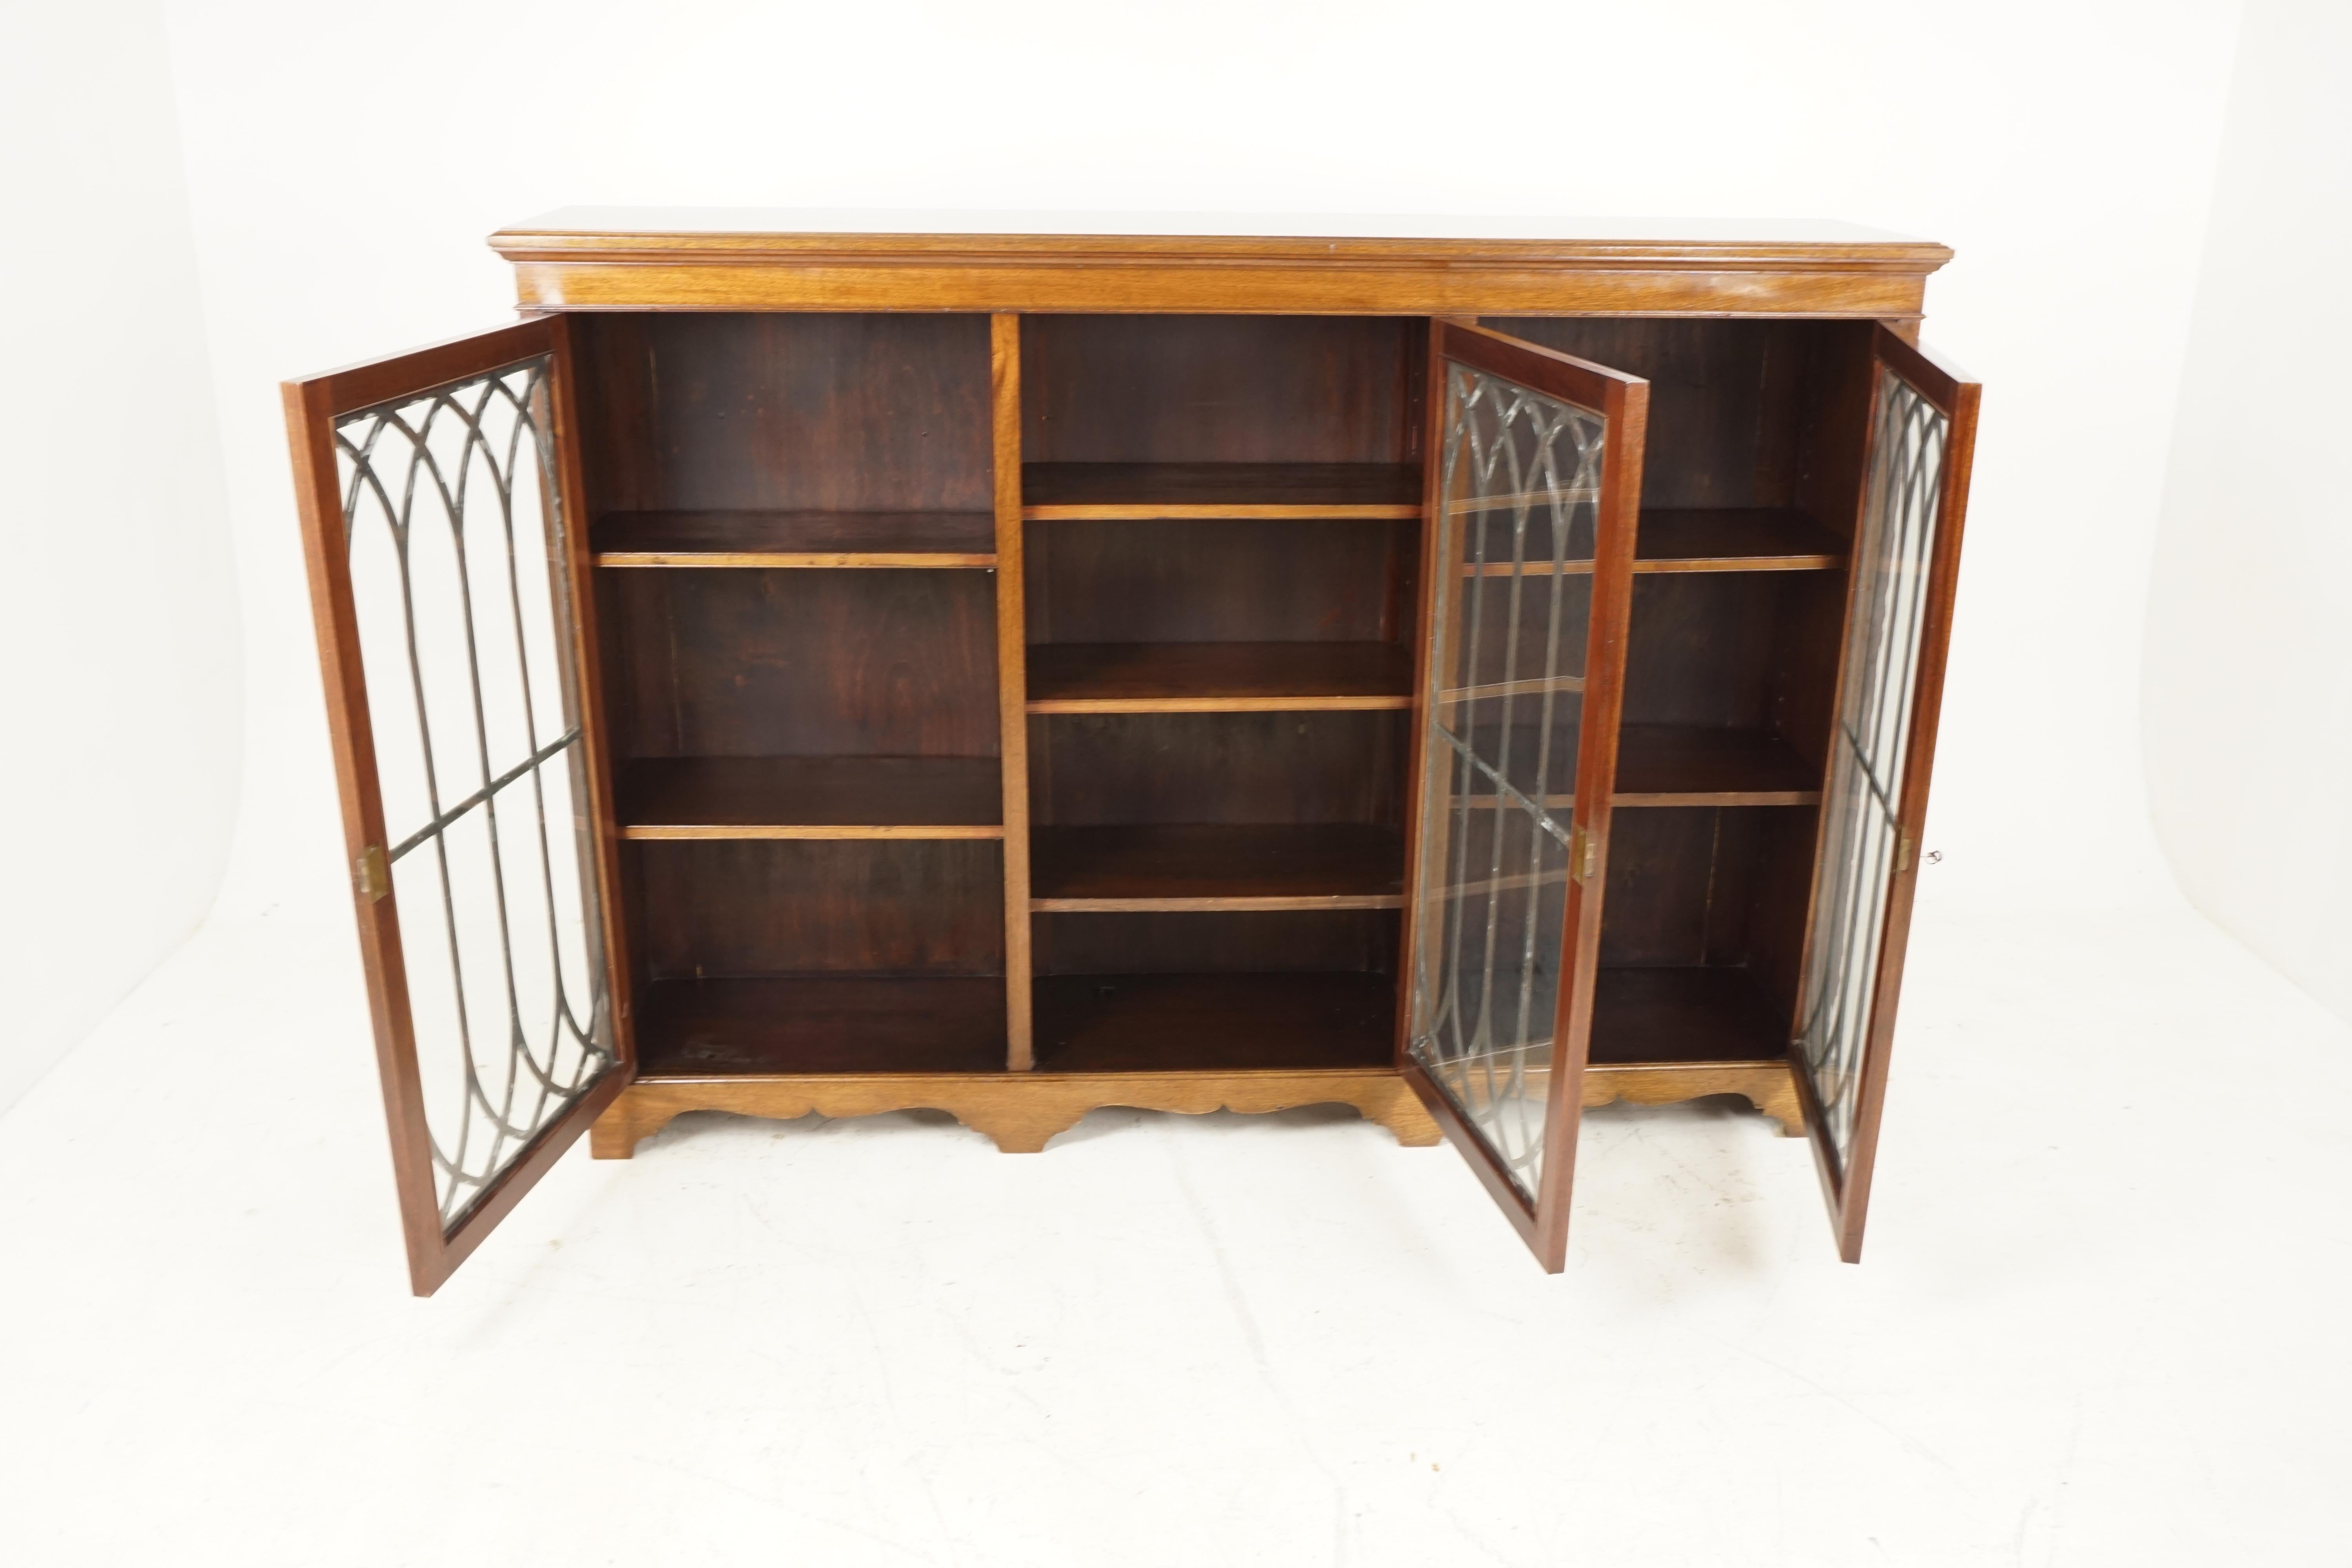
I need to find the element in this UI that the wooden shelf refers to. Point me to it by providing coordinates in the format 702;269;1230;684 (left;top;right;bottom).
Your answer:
635;976;1009;1076
618;756;1004;838
1031;824;1404;911
1613;724;1821;806
1032;972;1396;1072
1637;508;1844;571
595;510;997;568
1027;641;1412;712
1446;723;1820;809
1589;966;1789;1065
1023;462;1422;520
1458;508;1845;577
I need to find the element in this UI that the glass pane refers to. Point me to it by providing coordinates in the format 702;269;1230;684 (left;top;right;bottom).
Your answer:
336;358;615;1234
1408;359;1606;1202
1795;369;1949;1171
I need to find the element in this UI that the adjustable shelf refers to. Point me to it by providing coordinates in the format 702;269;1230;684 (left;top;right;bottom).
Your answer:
1031;823;1405;911
1457;507;1845;576
1445;723;1821;809
1032;972;1396;1072
1026;641;1413;713
594;510;997;568
1588;967;1789;1065
634;976;1010;1076
1612;724;1820;806
617;756;1005;839
1023;462;1423;520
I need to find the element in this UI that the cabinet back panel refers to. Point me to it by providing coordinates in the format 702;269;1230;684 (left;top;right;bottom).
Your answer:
603;568;998;758
1479;319;1808;509
1026;517;1412;644
1791;322;1878;544
1622;575;1783;730
633;840;1005;979
1035;910;1399;976
1030;711;1406;826
1021;316;1422;464
575;313;993;512
1597;804;1819;1033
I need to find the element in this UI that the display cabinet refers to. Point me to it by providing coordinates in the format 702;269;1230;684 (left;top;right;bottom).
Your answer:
285;214;1977;1292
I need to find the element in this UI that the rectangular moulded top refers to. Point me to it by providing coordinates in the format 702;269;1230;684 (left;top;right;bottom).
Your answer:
489;208;1953;319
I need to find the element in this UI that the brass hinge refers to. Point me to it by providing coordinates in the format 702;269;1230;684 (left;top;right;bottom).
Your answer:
1896;834;1916;873
1569;824;1601;885
355;844;391;902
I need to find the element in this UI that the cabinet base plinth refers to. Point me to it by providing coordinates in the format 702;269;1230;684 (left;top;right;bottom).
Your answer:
1583;1060;1804;1137
591;1068;1443;1158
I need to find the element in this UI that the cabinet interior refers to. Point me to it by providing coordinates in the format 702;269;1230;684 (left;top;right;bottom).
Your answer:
575;310;1874;1080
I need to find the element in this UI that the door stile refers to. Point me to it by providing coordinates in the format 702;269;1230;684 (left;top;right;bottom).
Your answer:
992;313;1036;1070
544;315;635;1074
286;319;632;1294
1398;319;1650;1271
287;374;444;1292
1791;324;1978;1263
1393;318;1452;1075
1527;364;1646;1269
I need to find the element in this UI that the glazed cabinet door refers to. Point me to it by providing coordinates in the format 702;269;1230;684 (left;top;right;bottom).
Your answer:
1400;320;1649;1271
285;319;630;1295
1793;324;1979;1262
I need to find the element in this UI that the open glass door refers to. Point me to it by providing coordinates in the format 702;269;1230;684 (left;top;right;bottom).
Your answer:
284;319;630;1295
1400;320;1648;1272
1793;324;1979;1262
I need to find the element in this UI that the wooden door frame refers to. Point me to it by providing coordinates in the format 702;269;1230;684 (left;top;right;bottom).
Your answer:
1789;322;1979;1263
1394;318;1650;1271
284;316;633;1295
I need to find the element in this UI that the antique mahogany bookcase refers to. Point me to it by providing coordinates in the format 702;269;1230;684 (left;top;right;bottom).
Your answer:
285;212;1977;1293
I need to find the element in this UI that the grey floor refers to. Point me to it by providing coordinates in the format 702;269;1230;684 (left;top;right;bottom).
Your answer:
2;886;2345;1565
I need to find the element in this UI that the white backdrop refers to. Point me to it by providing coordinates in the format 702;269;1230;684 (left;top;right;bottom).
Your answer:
0;2;240;1115
161;0;2240;940
2144;0;2352;1024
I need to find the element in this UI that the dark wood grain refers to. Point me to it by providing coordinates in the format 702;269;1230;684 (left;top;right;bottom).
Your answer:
593;510;996;566
1029;711;1406;828
1588;966;1789;1065
1024;517;1412;645
1031;824;1405;909
1026;641;1411;711
635;976;1008;1075
1020;315;1423;466
1022;462;1423;518
634;839;1005;979
606;568;998;758
1034;909;1398;977
1033;973;1395;1072
572;312;992;514
1613;724;1822;805
1635;508;1845;571
991;314;1036;1071
618;756;1004;836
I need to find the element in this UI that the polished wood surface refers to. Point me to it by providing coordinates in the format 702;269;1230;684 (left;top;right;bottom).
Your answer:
592;1066;1440;1158
593;509;996;568
604;569;1000;759
493;212;1949;318
1026;641;1412;712
1613;724;1822;805
1808;326;1982;1264
1029;712;1405;828
1412;319;1651;1274
617;756;1003;838
1030;824;1404;911
1034;973;1396;1073
991;314;1036;1070
635;839;1005;978
1584;1061;1802;1137
285;317;632;1297
1024;463;1422;519
1024;517;1412;646
1589;965;1789;1064
633;976;1007;1075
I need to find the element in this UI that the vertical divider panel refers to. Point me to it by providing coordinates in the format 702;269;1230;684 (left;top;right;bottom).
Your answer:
992;314;1035;1069
1394;318;1450;1068
545;316;635;1070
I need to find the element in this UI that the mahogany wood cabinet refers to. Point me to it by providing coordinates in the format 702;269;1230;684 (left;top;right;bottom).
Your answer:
285;212;1978;1293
